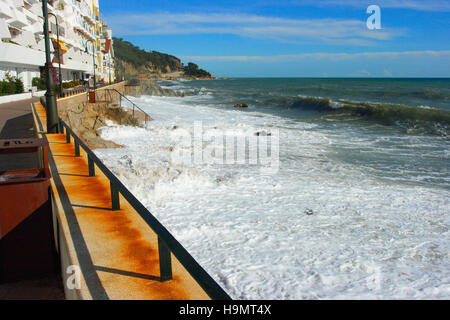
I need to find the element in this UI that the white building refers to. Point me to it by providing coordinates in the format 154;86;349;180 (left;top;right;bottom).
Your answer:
0;0;115;92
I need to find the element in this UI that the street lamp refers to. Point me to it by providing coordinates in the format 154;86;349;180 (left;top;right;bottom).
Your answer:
42;0;58;133
48;12;63;97
108;53;111;84
85;39;96;90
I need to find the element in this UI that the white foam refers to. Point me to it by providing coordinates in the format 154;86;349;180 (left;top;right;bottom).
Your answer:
95;94;450;300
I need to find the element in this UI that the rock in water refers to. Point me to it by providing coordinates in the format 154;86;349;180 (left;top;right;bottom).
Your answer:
138;79;185;97
234;103;249;108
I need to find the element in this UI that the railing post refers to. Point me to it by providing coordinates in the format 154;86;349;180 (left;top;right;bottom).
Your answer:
66;128;70;143
88;155;95;176
158;236;172;281
110;181;120;211
74;140;80;157
58;120;64;134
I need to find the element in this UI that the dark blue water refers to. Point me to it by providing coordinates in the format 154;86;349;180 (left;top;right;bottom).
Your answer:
158;78;450;190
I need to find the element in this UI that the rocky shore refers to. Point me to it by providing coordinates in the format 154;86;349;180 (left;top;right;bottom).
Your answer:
139;79;185;97
58;78;201;150
59;102;147;149
126;79;195;97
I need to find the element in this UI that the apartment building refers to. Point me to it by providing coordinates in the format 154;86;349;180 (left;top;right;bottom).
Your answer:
0;0;115;91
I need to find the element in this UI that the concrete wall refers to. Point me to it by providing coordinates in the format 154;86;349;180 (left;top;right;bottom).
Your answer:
56;81;126;116
0;90;46;104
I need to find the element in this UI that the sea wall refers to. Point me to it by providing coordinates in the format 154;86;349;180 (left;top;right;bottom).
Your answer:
54;81;146;149
56;81;126;115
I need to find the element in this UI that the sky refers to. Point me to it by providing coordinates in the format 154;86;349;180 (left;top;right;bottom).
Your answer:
100;0;450;77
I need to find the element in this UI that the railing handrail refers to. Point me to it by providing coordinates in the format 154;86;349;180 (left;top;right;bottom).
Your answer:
38;98;230;300
60;120;231;300
98;88;152;123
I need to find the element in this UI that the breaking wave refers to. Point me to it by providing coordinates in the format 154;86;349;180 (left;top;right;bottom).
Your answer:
288;96;450;136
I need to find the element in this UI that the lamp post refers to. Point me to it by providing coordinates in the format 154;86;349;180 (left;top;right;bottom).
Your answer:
85;39;96;91
48;12;63;97
42;0;58;133
108;53;111;84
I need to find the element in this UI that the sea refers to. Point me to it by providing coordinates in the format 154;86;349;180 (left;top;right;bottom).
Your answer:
95;78;450;299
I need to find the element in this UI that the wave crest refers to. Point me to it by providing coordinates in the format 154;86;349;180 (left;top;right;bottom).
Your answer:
289;96;450;136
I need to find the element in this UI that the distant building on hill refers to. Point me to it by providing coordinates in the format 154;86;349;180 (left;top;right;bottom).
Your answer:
0;0;115;92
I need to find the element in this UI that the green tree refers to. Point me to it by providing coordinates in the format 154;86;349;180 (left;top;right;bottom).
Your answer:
184;62;212;78
0;73;24;96
32;77;46;90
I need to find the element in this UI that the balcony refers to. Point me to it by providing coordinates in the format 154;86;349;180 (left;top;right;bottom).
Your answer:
22;7;39;24
0;5;15;20
0;41;46;67
83;14;95;25
35;37;45;51
54;9;65;22
28;3;42;17
10;0;25;7
72;21;83;34
23;21;42;35
7;8;28;29
0;19;12;40
47;1;56;13
14;30;38;48
85;33;95;41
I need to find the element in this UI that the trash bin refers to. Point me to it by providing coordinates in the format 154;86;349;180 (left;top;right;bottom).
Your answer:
0;138;58;283
89;91;96;103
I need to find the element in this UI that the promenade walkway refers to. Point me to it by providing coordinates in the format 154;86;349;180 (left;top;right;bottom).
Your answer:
0;97;40;171
0;97;39;139
0;97;65;300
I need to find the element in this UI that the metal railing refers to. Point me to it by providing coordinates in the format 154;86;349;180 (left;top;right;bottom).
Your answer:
57;80;121;98
95;88;152;127
38;100;231;300
59;87;87;98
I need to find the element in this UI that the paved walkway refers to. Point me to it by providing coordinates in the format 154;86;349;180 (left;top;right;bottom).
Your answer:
0;97;40;139
0;97;40;171
0;97;65;300
0;275;65;300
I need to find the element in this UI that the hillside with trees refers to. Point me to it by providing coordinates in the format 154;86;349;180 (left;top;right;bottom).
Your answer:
113;37;214;80
184;62;213;78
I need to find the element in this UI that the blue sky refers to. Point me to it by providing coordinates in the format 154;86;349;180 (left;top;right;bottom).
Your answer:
100;0;450;77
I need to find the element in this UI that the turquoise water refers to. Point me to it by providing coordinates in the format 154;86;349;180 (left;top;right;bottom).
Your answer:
159;78;450;190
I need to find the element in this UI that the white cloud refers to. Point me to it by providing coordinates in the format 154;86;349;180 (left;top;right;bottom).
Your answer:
107;12;400;46
181;50;450;62
294;0;450;12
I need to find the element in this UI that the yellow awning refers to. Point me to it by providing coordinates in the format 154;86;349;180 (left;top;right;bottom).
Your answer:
58;40;68;52
52;38;68;52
